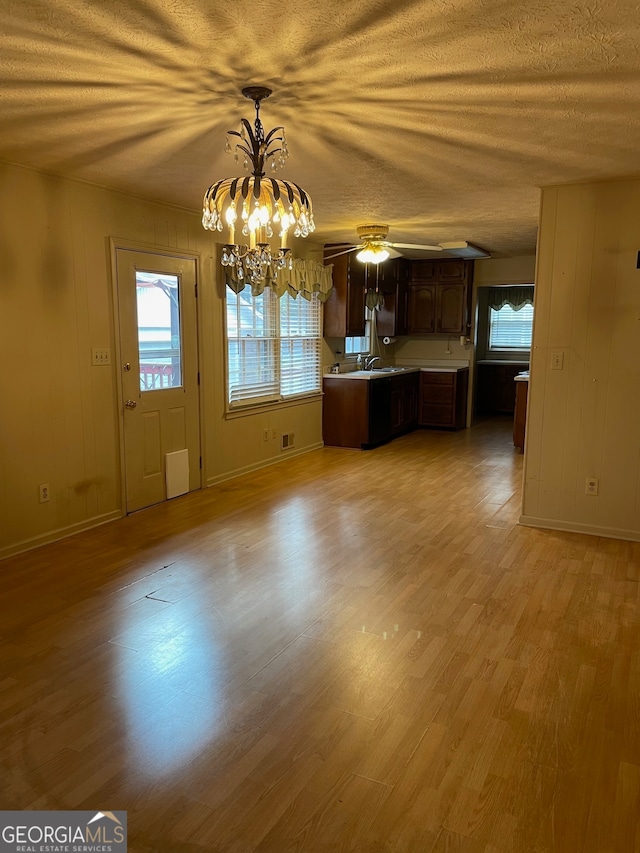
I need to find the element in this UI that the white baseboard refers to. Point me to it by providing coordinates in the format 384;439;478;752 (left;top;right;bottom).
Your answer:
0;510;123;562
206;442;324;488
519;515;640;543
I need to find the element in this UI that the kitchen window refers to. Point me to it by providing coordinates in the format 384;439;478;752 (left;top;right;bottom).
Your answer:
489;303;534;350
225;286;322;408
487;286;534;351
344;323;371;356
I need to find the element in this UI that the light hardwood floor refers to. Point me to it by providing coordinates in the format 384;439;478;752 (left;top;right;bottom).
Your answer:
2;419;640;852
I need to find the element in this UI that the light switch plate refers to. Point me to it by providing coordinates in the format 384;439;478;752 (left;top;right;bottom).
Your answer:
92;348;111;365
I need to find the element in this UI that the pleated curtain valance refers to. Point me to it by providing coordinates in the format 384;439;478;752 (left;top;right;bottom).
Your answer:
488;285;534;311
226;259;334;302
365;288;384;311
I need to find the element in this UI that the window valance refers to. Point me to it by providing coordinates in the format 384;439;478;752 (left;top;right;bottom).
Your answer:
488;285;534;312
365;288;384;311
226;259;334;302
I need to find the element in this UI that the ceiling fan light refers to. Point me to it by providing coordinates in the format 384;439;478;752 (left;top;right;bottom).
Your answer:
356;247;374;263
356;245;390;264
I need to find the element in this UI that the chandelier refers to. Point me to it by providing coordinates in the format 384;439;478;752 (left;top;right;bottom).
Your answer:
202;86;315;285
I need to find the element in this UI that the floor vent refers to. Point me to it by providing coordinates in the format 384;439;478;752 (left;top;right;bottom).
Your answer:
281;432;295;451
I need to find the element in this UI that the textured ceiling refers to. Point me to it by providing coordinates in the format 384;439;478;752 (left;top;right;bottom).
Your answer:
1;0;640;257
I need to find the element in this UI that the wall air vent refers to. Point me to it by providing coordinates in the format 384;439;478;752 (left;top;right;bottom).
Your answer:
281;432;295;451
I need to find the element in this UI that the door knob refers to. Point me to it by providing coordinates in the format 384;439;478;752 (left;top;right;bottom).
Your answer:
124;400;137;409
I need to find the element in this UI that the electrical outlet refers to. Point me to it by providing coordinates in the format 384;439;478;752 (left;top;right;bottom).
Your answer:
585;477;599;496
272;428;277;440
552;352;564;370
39;483;50;503
262;428;269;442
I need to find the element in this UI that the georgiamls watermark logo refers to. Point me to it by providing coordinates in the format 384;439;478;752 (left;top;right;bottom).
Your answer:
0;810;127;852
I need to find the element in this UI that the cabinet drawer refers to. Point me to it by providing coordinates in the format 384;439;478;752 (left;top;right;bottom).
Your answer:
421;372;454;385
421;384;454;405
420;404;455;427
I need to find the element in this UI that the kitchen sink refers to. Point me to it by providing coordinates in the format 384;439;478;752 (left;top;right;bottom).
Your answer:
372;366;405;372
329;366;416;379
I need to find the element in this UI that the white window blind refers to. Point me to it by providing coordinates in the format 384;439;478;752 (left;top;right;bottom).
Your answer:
344;313;371;355
344;329;370;355
226;289;278;405
279;292;322;398
489;303;534;350
226;287;322;407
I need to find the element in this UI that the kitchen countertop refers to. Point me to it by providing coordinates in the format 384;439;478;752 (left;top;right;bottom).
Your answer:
325;363;469;380
420;365;468;373
477;360;529;366
398;359;469;371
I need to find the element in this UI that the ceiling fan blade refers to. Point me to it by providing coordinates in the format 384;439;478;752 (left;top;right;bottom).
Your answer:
386;247;403;259
323;246;361;260
390;242;443;252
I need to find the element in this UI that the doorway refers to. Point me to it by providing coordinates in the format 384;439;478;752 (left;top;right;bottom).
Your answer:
114;247;201;514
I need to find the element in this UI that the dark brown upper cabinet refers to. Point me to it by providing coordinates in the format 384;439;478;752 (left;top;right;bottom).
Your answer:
407;259;473;335
377;258;409;337
323;249;366;338
407;283;437;334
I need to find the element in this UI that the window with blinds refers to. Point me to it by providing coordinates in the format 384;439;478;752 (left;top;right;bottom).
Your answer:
226;287;322;407
279;291;322;398
344;322;371;356
489;303;534;350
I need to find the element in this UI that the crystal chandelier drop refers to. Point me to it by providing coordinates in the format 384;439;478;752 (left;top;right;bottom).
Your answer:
202;86;315;285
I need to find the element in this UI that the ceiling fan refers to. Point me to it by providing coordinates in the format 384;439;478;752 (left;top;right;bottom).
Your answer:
324;224;490;263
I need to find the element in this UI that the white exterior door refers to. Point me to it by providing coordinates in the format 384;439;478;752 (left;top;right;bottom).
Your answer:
115;249;200;513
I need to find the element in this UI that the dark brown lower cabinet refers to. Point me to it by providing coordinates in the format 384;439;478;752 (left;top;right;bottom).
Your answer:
419;369;468;429
323;372;419;449
391;372;419;436
475;362;529;415
368;377;392;447
513;378;529;451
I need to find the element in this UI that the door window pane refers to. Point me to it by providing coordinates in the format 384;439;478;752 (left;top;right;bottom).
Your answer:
136;271;182;391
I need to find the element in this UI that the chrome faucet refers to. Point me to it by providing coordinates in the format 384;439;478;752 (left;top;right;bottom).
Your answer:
364;356;382;370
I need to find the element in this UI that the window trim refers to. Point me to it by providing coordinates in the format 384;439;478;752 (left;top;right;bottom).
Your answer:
224;391;322;420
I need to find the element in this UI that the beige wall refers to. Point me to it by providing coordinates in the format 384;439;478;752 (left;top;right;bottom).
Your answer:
474;256;536;287
522;178;640;541
394;336;472;362
0;161;323;558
